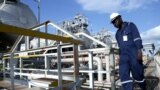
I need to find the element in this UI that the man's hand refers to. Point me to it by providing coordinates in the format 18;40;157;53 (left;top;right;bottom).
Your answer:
137;49;143;64
137;49;142;60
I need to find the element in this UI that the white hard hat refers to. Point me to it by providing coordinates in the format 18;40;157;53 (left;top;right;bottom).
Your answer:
110;12;121;22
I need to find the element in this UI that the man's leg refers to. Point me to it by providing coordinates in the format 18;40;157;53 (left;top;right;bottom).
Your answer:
130;58;146;90
119;54;133;90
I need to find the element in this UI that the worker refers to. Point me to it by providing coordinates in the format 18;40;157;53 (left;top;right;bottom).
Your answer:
109;13;146;90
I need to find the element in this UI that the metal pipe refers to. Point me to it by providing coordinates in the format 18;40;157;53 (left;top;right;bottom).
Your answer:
7;68;106;73
93;57;103;81
105;55;110;82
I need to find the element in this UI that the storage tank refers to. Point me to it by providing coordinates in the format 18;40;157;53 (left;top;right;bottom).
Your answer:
0;0;38;52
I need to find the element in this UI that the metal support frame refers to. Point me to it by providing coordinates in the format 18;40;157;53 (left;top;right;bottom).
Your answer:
110;48;115;90
2;47;112;89
73;44;79;90
0;23;82;90
25;36;30;50
0;23;82;45
3;58;6;79
44;55;49;77
19;57;23;79
10;53;15;90
57;44;62;90
49;23;78;39
45;22;48;46
75;32;108;48
37;0;41;48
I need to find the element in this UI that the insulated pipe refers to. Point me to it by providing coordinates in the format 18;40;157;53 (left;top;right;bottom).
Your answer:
55;56;103;81
105;55;110;82
88;51;94;88
93;57;103;81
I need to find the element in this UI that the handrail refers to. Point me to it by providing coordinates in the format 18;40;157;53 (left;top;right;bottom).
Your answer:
48;22;78;39
75;32;109;48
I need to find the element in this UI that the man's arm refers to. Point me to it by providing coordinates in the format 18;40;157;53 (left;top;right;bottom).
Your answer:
130;23;143;60
130;22;143;49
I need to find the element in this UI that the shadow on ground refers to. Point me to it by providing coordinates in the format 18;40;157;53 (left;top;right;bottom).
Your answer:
133;76;159;90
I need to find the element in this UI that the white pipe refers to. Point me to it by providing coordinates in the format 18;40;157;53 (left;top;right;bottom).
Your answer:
14;72;75;81
5;46;108;56
6;68;107;73
49;57;103;63
93;57;103;81
88;51;94;88
105;55;110;82
51;56;104;82
52;56;104;81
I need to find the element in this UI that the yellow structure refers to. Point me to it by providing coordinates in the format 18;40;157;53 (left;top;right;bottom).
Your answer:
0;23;82;45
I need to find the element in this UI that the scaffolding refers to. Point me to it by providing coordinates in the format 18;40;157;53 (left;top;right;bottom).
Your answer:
0;21;118;90
0;22;82;90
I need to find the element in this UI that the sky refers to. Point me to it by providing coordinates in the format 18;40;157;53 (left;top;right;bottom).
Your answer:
21;0;160;49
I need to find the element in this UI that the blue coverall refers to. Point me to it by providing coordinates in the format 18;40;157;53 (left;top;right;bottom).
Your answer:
115;22;146;90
